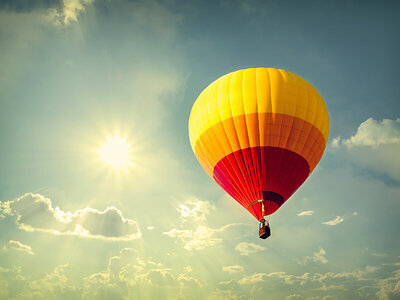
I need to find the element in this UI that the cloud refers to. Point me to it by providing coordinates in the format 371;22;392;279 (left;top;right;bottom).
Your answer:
313;248;328;264
297;248;328;265
322;216;344;226
222;265;244;274
286;296;336;300
163;223;242;251
297;210;314;216
373;267;400;300
44;0;94;26
238;265;380;289
176;198;215;222
238;272;308;285
8;240;34;255
330;118;400;183
336;118;400;148
234;242;266;256
206;289;248;300
82;248;201;299
22;264;81;299
0;193;141;241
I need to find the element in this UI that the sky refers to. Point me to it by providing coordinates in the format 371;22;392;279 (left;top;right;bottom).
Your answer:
0;0;399;299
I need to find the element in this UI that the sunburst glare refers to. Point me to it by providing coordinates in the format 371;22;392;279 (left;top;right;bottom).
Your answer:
97;133;133;171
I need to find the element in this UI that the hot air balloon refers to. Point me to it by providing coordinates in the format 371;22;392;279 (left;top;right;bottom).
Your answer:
188;68;329;239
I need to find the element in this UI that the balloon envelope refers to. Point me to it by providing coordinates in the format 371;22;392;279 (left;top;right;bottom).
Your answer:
189;68;329;221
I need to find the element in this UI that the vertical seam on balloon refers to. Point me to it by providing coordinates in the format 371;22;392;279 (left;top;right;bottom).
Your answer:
284;73;310;192
212;75;249;204
201;83;230;177
254;69;263;208
227;71;253;208
222;77;255;205
257;69;266;219
298;81;317;173
303;90;322;172
274;69;291;198
214;73;249;207
279;72;300;197
266;68;275;214
241;69;258;210
193;93;213;176
308;94;321;171
281;73;309;194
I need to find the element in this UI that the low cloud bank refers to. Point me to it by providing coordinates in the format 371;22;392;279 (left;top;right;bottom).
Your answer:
0;193;141;241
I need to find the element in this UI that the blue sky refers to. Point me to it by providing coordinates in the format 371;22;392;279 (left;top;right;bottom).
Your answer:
0;0;399;299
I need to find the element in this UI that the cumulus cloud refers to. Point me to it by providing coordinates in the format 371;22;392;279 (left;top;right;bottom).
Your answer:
297;210;314;216
222;265;244;274
285;295;306;300
238;265;379;288
0;193;141;241
163;223;241;251
297;248;328;265
322;216;344;226
28;264;80;299
238;272;305;285
45;0;94;26
82;248;201;299
8;240;34;255
313;248;328;264
176;198;215;222
286;295;336;300
335;118;400;148
331;118;400;182
235;242;266;256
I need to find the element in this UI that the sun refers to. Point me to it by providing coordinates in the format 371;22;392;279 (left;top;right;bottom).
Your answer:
97;134;133;171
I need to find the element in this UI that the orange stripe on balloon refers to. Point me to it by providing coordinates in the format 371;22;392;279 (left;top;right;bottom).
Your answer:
194;113;326;177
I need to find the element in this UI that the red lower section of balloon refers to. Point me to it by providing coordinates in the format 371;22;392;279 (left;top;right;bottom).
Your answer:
212;146;310;220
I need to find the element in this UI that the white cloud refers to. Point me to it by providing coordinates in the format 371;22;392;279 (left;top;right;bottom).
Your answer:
322;216;344;226
206;289;247;300
286;296;336;300
183;238;222;251
297;210;314;216
217;264;400;300
82;248;201;299
27;264;79;299
286;295;305;300
45;0;94;26
238;271;308;285
8;240;34;255
337;118;400;148
239;265;379;288
313;248;328;264
176;198;215;222
234;242;266;256
330;137;342;148
330;118;400;182
297;248;328;265
374;268;400;300
0;193;141;241
163;223;241;251
222;265;244;274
